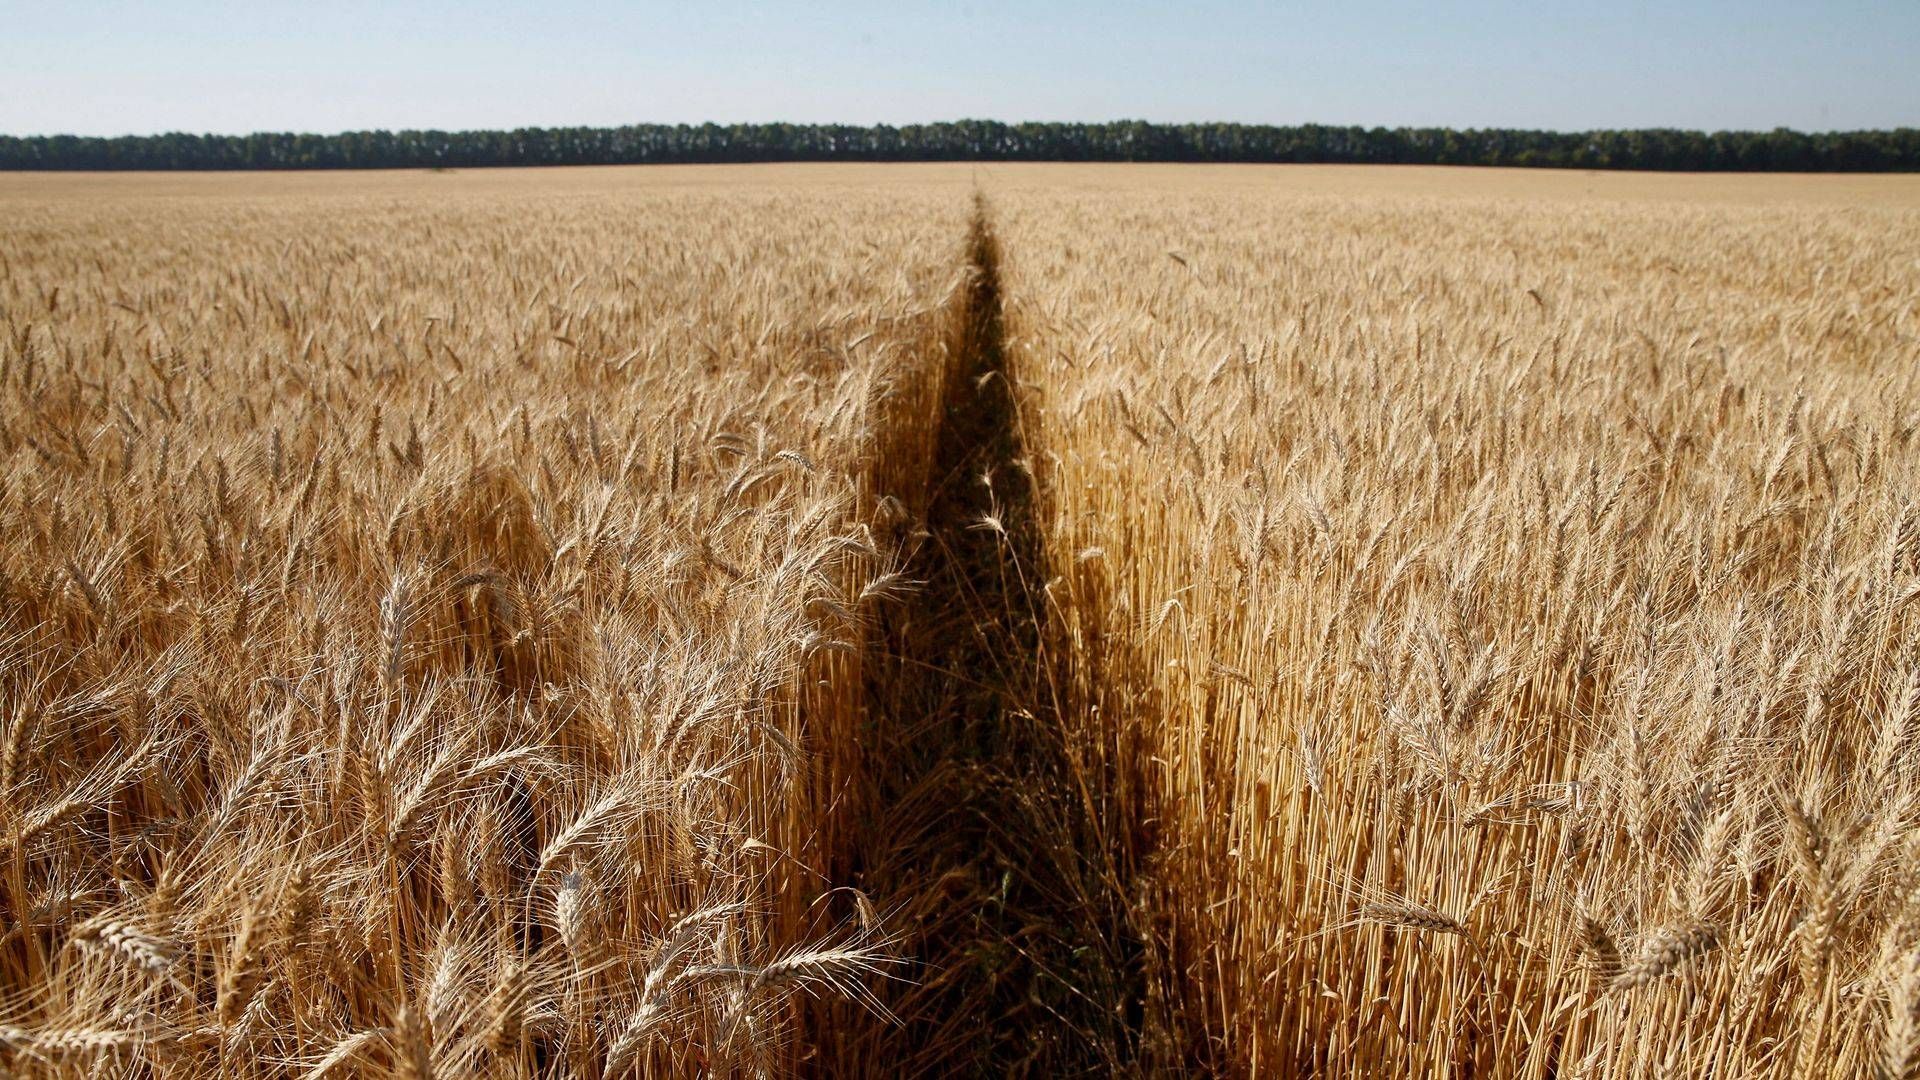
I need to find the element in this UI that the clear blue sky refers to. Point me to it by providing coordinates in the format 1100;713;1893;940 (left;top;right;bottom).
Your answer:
3;1;1916;136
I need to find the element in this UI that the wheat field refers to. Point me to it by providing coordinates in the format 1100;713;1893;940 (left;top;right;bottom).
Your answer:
3;164;1919;1077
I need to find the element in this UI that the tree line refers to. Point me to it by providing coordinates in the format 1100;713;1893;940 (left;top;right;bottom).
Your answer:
3;121;1917;172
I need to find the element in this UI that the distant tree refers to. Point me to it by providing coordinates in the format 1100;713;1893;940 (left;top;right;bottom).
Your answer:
2;123;1916;172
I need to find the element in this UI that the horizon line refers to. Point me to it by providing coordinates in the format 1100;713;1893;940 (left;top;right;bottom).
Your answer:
8;118;1919;141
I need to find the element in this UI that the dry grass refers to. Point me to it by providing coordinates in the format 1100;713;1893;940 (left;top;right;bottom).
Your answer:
4;163;1920;1077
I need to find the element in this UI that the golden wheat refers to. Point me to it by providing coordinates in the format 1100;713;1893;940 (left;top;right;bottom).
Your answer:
5;162;1919;1077
0;166;969;1077
996;166;1920;1075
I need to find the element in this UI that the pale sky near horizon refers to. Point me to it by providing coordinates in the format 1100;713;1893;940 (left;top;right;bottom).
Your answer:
2;1;1916;137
